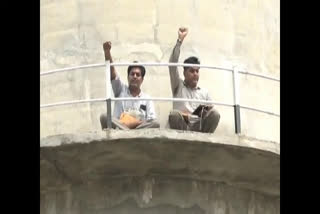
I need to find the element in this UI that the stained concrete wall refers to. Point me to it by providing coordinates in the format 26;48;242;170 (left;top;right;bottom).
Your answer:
40;178;279;214
40;130;280;214
40;0;280;143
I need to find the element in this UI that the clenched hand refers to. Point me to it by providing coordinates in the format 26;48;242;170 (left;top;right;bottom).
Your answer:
103;41;112;52
178;27;188;42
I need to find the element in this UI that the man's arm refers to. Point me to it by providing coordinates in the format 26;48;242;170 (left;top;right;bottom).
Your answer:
103;41;123;97
169;27;188;95
205;92;213;110
103;41;116;80
146;100;156;121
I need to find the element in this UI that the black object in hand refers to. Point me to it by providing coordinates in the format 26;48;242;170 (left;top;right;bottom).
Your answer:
192;105;209;117
140;104;146;111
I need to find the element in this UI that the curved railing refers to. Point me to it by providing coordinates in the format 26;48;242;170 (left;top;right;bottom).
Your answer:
40;61;280;134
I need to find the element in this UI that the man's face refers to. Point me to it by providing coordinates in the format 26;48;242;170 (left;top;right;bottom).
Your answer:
128;67;143;89
184;67;199;88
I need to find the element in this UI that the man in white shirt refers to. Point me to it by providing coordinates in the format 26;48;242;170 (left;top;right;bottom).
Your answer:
100;41;160;130
168;27;220;133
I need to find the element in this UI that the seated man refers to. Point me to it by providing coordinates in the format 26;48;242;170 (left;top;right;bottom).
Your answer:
168;27;220;133
100;41;160;130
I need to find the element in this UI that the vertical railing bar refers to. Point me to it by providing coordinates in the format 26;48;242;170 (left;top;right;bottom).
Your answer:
105;60;112;129
232;66;241;134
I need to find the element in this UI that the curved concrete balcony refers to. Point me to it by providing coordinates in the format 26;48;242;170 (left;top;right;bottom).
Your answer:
40;129;279;214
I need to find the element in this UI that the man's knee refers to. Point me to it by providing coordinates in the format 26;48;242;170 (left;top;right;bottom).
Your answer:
207;108;220;122
169;110;181;117
169;110;183;123
100;113;107;129
143;119;160;128
168;110;187;130
201;108;220;133
151;120;160;128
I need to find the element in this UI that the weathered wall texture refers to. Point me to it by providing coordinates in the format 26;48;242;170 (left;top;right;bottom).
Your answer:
40;131;280;214
40;0;280;143
40;178;279;214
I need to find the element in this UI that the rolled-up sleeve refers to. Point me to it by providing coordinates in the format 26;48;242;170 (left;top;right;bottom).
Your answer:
111;75;124;97
146;100;156;120
206;91;212;101
113;101;123;119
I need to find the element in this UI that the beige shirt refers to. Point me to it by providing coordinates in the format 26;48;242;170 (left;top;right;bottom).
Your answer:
169;40;212;114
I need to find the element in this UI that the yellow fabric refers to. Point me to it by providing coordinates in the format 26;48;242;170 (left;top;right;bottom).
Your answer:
119;112;140;127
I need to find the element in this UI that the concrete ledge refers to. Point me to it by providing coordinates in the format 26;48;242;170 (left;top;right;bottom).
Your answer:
41;129;280;154
40;129;279;196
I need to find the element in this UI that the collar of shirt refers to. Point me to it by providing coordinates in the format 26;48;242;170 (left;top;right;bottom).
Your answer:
125;86;143;97
183;81;201;90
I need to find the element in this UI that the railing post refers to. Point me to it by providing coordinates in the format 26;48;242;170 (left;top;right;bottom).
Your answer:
232;66;241;134
105;60;112;129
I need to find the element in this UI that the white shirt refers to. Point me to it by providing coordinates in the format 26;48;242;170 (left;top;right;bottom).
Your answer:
112;75;157;120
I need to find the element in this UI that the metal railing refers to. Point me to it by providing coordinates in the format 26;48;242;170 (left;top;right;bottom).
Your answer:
40;61;280;134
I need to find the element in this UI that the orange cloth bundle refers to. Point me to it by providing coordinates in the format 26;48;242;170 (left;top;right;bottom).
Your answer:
119;112;140;127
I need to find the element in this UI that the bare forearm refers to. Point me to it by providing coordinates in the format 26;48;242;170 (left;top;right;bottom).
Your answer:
104;51;116;80
103;41;117;80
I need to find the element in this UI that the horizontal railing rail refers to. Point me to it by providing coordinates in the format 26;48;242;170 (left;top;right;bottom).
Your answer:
40;97;278;117
40;63;106;76
41;61;280;134
41;62;280;82
240;105;280;117
40;98;234;108
238;70;280;82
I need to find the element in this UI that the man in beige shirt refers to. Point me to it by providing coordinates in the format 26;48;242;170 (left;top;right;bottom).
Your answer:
168;27;220;133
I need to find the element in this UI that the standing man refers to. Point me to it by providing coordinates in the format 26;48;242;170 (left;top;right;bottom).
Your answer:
100;41;160;130
168;27;220;133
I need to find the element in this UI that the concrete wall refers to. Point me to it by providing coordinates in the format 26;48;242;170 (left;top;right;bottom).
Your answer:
40;131;280;214
40;178;279;214
40;0;280;143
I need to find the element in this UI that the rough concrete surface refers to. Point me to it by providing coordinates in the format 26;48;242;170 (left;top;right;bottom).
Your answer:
40;129;279;214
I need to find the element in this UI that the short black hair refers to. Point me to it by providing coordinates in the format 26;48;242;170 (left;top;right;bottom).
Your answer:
183;56;200;71
127;61;146;78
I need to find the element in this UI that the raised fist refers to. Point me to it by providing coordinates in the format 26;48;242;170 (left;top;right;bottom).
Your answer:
103;41;112;51
178;27;188;41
